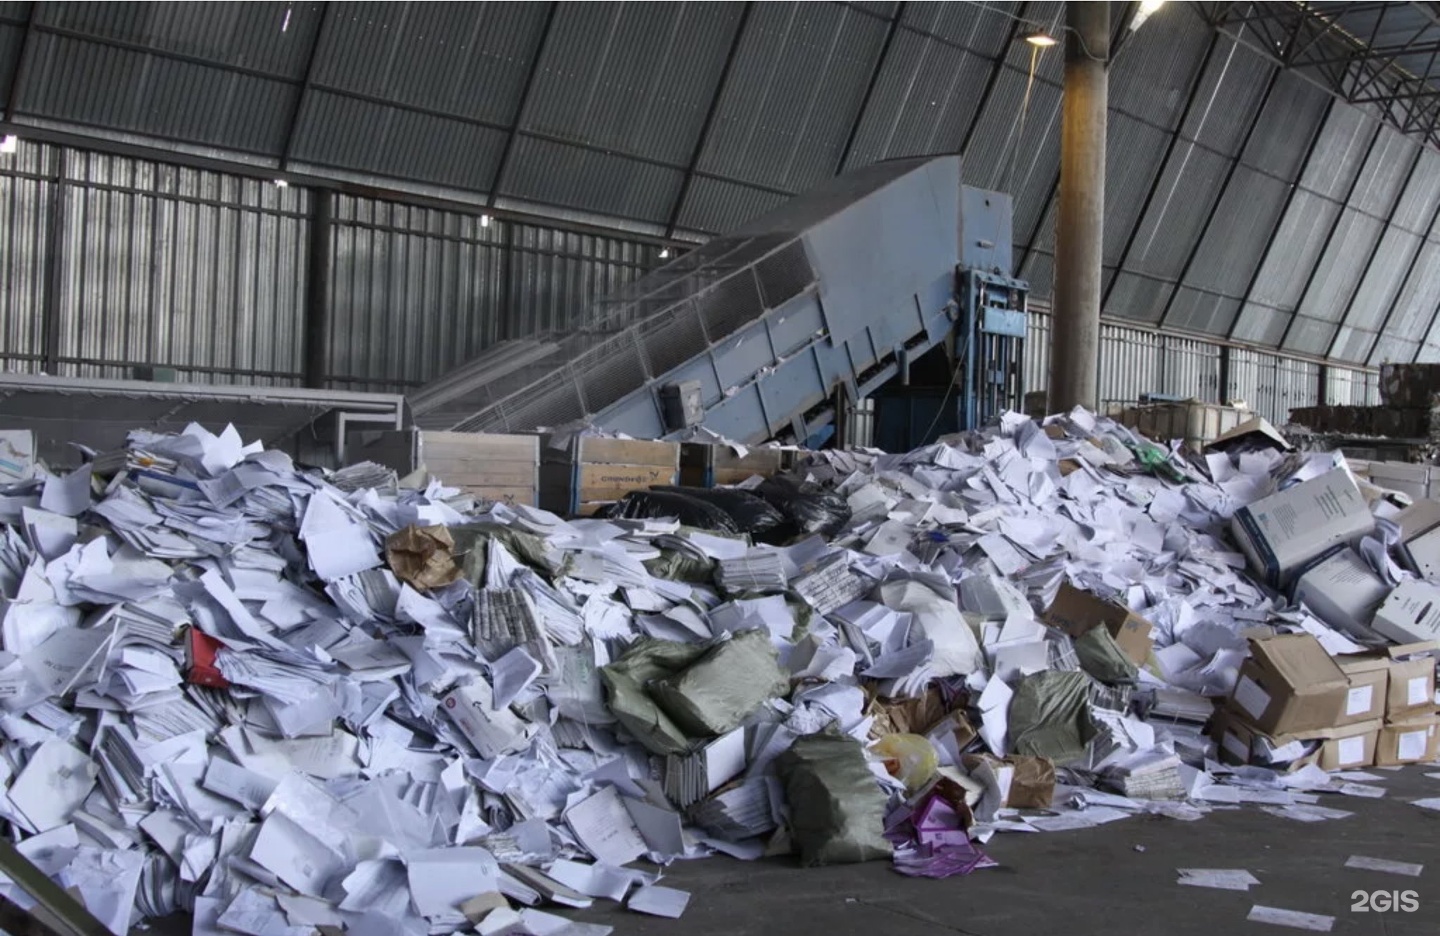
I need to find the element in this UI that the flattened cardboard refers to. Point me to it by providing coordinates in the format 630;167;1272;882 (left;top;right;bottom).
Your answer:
1204;416;1292;453
1230;469;1373;587
1376;713;1440;766
1372;581;1440;645
1041;583;1153;666
1224;634;1348;736
1291;548;1389;638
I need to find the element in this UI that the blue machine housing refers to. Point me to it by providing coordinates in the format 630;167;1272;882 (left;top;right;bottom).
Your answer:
409;155;1028;446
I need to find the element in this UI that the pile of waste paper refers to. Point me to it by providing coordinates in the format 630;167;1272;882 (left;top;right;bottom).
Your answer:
0;409;1435;935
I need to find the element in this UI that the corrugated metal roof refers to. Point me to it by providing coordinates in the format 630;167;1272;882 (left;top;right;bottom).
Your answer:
1184;165;1289;298
312;2;547;126
675;175;788;236
1300;104;1376;200
1297;209;1384;324
696;1;887;193
20;32;295;155
1179;34;1273;155
1108;4;1211;130
1101;113;1171;266
841;29;992;168
900;0;1011;57
0;19;25;111
1344;226;1419;335
501;135;683;224
1104;271;1173;324
1240;71;1329;181
521;2;742;167
1122;143;1230;279
1349;129;1416;219
36;1;321;79
0;148;49;368
1165;288;1240;337
1392;148;1440;234
291;91;506;192
1377;238;1440;345
1247;190;1341;312
1282;313;1336;356
1231;303;1292;347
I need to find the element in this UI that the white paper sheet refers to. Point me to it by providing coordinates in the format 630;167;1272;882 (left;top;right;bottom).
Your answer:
1344;855;1423;876
1176;868;1260;891
1246;905;1334;931
628;885;690;918
564;787;648;867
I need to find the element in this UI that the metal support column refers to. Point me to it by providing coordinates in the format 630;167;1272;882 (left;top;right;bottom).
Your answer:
1049;1;1109;411
304;190;333;389
41;149;65;375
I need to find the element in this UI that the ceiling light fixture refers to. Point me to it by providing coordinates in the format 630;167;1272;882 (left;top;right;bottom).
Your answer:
1131;0;1167;31
659;248;671;259
1023;31;1058;48
481;214;491;228
0;135;17;154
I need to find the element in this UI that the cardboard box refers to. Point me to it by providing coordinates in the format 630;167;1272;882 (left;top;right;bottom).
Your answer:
1224;634;1348;736
1385;642;1439;718
1230;469;1373;587
1367;461;1431;501
1290;547;1390;638
1310;719;1382;771
1208;709;1321;771
1334;655;1388;725
1041;583;1153;666
1371;580;1440;645
1375;713;1440;766
1394;500;1440;577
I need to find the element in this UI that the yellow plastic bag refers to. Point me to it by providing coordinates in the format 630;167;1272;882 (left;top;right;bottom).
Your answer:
872;733;939;792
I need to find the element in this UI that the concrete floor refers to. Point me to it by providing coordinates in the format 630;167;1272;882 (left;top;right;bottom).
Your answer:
575;766;1440;936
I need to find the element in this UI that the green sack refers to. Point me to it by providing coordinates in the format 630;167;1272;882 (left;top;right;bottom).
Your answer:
643;548;716;583
1007;670;1097;766
1074;626;1139;685
600;639;706;756
449;523;556;584
776;734;892;867
650;629;790;737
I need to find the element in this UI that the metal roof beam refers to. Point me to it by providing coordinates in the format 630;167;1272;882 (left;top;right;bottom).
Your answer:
1328;141;1424;361
487;1;559;209
3;1;39;123
1099;30;1225;313
1275;118;1385;351
280;1;331;170
1227;95;1336;342
665;2;753;239
959;2;1029;155
1157;64;1284;332
834;1;906;176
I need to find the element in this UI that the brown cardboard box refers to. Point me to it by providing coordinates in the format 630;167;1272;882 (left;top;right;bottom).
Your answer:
1309;719;1383;771
1385;642;1439;718
1376;713;1440;766
1334;655;1388;725
1224;634;1348;736
1208;709;1322;771
1041;583;1153;666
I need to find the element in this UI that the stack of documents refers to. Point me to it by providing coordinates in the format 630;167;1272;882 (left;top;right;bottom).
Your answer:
714;552;787;594
663;728;748;808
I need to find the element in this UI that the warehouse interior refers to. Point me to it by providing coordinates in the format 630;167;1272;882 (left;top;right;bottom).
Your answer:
4;2;1440;935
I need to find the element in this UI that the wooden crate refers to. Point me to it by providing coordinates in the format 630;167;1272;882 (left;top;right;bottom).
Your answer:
354;429;539;506
1115;401;1247;452
679;442;794;487
539;435;680;515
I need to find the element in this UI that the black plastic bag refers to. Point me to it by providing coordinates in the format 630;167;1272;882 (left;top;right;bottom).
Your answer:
756;475;851;538
601;490;740;534
650;485;785;537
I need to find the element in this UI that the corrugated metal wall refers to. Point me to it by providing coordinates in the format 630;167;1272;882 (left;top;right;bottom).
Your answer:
1024;308;1378;426
4;2;1440;366
0;138;662;391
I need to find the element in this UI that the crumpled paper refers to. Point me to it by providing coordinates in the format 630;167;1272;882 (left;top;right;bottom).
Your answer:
385;525;461;590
